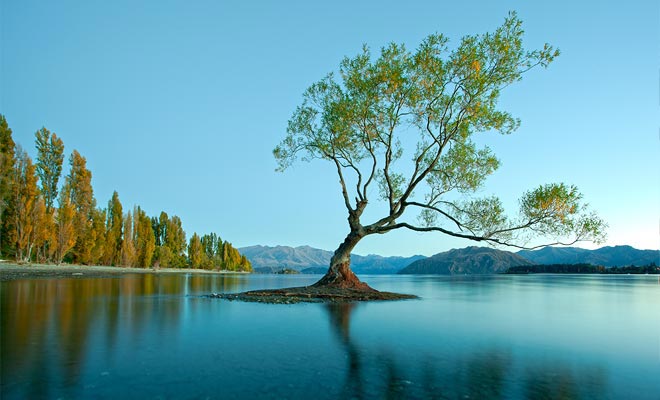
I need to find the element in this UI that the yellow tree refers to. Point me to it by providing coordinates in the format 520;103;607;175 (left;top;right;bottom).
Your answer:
221;241;243;271
103;191;123;266
134;206;155;268
31;197;50;263
62;150;96;264
34;127;65;212
34;127;65;263
10;147;40;262
188;233;203;269
120;211;136;267
53;195;76;265
0;114;16;257
88;208;106;265
165;215;186;267
239;254;252;272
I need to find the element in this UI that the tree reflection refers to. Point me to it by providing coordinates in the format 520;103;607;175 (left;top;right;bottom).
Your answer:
325;303;365;399
324;303;607;399
0;274;245;399
523;362;607;400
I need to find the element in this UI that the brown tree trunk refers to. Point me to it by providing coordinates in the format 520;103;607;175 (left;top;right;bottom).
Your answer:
312;232;375;291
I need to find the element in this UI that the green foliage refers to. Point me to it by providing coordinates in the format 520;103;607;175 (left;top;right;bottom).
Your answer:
134;206;155;268
517;183;607;244
186;231;252;272
63;150;96;264
88;207;106;265
188;233;203;269
120;211;136;267
275;13;604;250
103;191;123;266
34;127;65;213
152;212;187;268
1;115;251;270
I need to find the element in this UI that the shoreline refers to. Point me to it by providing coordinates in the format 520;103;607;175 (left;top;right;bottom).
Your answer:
0;262;249;282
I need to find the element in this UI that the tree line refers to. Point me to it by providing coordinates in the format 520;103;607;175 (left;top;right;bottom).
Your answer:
505;263;659;274
0;115;251;271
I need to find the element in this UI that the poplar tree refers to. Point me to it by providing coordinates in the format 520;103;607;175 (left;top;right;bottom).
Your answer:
31;198;50;263
200;233;218;269
63;150;96;264
165;215;186;267
120;211;136;267
34;127;65;213
0;115;16;257
88;208;106;265
54;195;76;265
239;254;252;272
34;127;65;262
134;206;155;268
151;211;169;267
188;233;203;269
10;147;40;262
103;191;123;266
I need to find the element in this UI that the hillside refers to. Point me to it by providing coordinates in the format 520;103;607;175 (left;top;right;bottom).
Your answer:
517;245;658;267
352;254;425;274
240;245;331;270
398;247;533;275
239;245;423;274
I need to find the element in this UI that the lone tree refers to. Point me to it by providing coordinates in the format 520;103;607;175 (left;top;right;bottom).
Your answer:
273;13;605;292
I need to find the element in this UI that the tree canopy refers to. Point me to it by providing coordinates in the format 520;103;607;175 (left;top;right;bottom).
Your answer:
275;13;605;256
0;114;251;272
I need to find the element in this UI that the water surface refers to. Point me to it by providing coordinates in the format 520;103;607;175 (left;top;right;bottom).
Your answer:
2;273;659;399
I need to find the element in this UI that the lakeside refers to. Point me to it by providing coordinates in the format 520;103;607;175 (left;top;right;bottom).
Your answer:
0;262;248;282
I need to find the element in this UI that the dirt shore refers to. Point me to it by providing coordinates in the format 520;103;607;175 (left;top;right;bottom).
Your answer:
1;262;417;303
212;285;418;304
0;262;244;282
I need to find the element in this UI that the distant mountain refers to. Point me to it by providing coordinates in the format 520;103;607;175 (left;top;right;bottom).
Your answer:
398;246;533;275
238;245;424;274
517;245;659;267
352;254;425;274
240;245;331;270
300;267;328;274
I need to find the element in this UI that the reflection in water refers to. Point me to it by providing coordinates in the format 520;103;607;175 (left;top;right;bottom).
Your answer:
1;274;245;398
523;363;602;400
324;302;608;399
3;274;657;399
325;303;365;399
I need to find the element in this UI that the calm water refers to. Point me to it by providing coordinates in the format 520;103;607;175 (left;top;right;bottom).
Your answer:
1;273;659;399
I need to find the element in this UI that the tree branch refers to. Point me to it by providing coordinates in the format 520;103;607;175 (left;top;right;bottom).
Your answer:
403;201;464;231
328;151;354;213
375;222;587;250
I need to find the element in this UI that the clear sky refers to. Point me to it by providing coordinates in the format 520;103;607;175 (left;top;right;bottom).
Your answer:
2;0;658;256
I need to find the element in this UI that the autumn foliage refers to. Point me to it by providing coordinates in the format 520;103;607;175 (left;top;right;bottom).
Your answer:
0;114;250;271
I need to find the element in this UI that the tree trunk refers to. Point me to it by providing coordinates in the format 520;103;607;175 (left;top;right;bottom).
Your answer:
312;232;375;291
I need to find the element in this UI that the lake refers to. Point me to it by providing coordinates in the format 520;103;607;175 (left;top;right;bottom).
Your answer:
1;273;659;399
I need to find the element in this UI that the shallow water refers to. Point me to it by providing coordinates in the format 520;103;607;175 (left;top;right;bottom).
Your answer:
2;273;659;399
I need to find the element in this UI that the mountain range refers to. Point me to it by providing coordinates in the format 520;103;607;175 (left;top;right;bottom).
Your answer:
517;245;658;267
239;245;424;274
239;244;659;275
398;246;532;275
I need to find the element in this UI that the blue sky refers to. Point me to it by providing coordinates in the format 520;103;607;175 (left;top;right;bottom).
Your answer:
2;0;658;256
